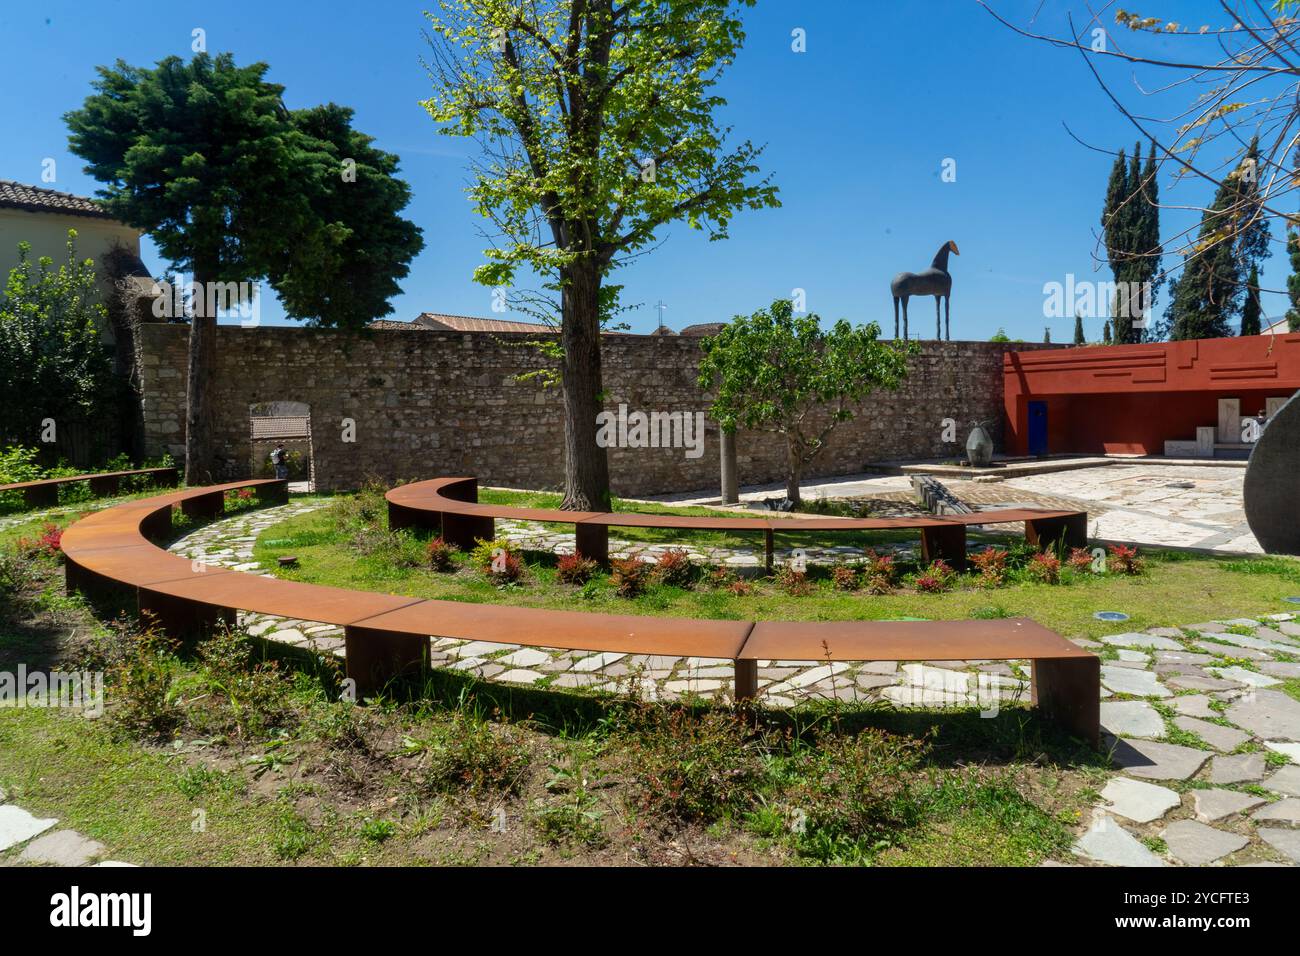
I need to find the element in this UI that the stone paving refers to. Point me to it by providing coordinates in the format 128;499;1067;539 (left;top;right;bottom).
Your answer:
0;787;131;867
655;463;1260;554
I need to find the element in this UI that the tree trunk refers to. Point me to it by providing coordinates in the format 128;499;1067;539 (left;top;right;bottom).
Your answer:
785;436;802;506
560;262;611;511
184;264;218;485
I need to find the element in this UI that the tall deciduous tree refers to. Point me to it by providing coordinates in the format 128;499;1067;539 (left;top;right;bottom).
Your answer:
697;299;913;505
422;0;779;510
66;54;422;483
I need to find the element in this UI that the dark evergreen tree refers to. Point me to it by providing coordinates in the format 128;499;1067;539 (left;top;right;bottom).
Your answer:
1169;175;1241;340
1287;230;1300;332
1241;265;1262;336
1101;142;1162;345
1235;136;1272;278
1103;319;1112;344
65;53;423;482
1073;311;1085;344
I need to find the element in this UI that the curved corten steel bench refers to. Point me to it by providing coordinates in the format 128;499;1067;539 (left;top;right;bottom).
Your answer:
386;476;1088;570
62;481;1099;745
0;466;179;509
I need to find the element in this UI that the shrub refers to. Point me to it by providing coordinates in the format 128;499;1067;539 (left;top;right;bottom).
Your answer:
1107;544;1145;575
776;565;814;596
196;627;295;740
415;709;531;796
653;548;696;588
556;552;598;585
1026;551;1061;584
611;557;653;598
783;728;927;860
614;704;769;823
485;550;525;586
426;537;455;571
107;625;183;740
727;579;753;596
1066;547;1095;573
914;558;955;593
969;547;1008;587
864;550;897;584
864;572;895;595
830;562;860;591
706;566;737;589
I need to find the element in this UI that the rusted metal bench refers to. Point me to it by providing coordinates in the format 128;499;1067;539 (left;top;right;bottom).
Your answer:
386;476;1088;570
0;466;179;509
61;482;1100;745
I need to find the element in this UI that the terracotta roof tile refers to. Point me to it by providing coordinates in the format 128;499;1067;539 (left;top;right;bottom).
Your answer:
0;180;114;219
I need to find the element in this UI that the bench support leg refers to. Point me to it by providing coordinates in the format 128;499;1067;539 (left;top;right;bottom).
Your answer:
575;524;609;567
733;659;758;702
22;485;59;509
1032;656;1100;747
442;514;494;550
88;475;121;497
344;626;430;699
263;479;290;504
180;490;224;520
1025;513;1087;552
921;524;967;569
137;590;235;640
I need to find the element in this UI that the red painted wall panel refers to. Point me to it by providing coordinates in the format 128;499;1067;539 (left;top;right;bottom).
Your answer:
1003;336;1300;456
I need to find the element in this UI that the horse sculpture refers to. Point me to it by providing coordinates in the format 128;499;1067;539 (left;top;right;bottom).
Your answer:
891;240;959;340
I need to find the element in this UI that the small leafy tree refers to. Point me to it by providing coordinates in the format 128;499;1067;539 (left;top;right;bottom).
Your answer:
422;0;780;510
698;299;913;505
0;232;119;453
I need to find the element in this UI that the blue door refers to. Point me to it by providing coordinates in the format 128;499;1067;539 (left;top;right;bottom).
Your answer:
1028;401;1048;456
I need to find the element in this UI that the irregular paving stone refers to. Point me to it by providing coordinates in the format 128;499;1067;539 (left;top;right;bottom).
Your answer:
1260;661;1300;679
1167;675;1245;693
1172;695;1216;718
0;805;57;852
18;829;106;866
1258;828;1300;863
664;678;724;695
1112;738;1212;781
1101;665;1172;698
1100;701;1165;739
1208;665;1280;688
1098;777;1181;823
1073;813;1167;867
1265;741;1300;763
1192;789;1266;822
1103;633;1183;651
496;648;551;668
1157;651;1215;666
1114;649;1151;665
1209;752;1268;784
572;652;626;673
1263;765;1300;797
1199;632;1295;654
1162;819;1249;865
1173;716;1252;752
1227;691;1300;741
1252;797;1300;823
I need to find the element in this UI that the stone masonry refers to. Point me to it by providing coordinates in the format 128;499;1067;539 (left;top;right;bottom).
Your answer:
136;324;1059;495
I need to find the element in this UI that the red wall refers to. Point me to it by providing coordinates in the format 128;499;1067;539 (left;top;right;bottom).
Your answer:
1003;336;1300;456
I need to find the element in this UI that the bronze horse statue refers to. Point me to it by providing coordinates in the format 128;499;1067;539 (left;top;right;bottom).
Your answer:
891;240;959;340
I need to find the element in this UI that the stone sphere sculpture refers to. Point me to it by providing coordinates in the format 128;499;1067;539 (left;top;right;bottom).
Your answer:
1244;392;1300;554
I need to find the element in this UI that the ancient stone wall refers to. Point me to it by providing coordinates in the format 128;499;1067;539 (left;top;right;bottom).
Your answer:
135;324;1060;495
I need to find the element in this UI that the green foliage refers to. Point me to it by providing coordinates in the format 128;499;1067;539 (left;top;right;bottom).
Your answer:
0;234;120;449
410;708;532;796
698;298;913;501
1287;230;1300;332
65;53;422;319
1101;141;1161;344
990;327;1011;343
1072;313;1085;345
1241;265;1262;335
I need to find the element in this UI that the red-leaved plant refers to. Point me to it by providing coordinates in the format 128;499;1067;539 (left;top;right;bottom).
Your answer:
557;552;598;585
1106;544;1144;575
1027;551;1061;584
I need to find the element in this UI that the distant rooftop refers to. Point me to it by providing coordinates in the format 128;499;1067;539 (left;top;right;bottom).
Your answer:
0;180;114;219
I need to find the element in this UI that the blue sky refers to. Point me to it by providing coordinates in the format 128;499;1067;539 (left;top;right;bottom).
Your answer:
0;0;1289;338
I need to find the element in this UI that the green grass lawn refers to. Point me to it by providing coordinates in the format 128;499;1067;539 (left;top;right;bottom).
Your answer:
252;491;1300;643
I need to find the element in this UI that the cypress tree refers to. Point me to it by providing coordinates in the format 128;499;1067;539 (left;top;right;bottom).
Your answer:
1043;326;1052;343
1073;311;1085;344
1235;136;1272;277
1102;142;1162;345
1170;174;1241;340
1241;265;1262;336
1287;230;1300;332
1103;319;1112;344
